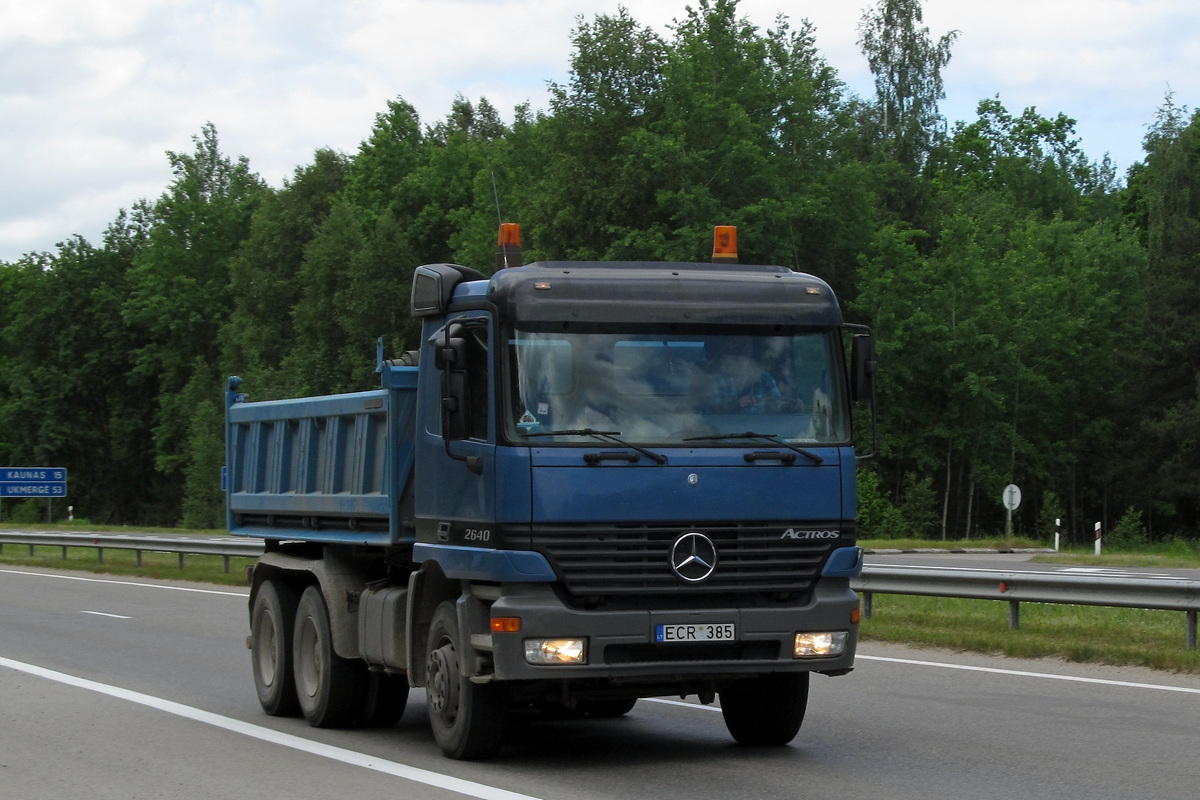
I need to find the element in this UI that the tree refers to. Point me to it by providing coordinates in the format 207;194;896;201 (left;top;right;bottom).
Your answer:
532;6;667;259
220;148;351;399
939;98;1101;220
122;123;265;520
1124;99;1200;531
857;0;958;169
0;228;161;523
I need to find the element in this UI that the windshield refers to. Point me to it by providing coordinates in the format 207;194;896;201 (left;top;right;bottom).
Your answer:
504;328;850;446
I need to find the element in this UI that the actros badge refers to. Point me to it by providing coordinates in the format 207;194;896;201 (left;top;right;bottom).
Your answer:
780;528;840;540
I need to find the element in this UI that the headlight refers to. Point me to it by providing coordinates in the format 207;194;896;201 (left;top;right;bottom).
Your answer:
524;638;588;665
794;631;848;658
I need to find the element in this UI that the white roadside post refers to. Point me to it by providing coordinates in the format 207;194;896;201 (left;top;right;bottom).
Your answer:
1054;518;1061;552
1094;521;1102;556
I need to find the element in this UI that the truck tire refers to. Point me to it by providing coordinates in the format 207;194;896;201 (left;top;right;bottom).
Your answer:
720;672;809;746
358;672;409;727
425;601;506;759
293;585;366;727
251;579;300;716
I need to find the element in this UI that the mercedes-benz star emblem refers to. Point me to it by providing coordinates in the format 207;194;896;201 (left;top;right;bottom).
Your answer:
670;532;718;583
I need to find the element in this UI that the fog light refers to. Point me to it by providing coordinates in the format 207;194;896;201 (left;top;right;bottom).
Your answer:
524;638;587;665
794;631;848;658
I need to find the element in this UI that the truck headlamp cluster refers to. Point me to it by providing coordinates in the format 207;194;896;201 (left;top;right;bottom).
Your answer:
794;631;848;658
524;638;588;665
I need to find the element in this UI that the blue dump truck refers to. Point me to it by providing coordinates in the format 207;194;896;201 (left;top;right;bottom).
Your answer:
226;225;877;759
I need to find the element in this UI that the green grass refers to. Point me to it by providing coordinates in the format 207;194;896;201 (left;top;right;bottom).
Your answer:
0;524;254;587
862;536;1047;551
858;536;1200;673
0;521;226;536
859;594;1200;674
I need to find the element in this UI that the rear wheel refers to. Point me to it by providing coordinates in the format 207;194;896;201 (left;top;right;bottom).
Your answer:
251;579;299;716
720;672;809;746
425;601;506;759
293;586;366;727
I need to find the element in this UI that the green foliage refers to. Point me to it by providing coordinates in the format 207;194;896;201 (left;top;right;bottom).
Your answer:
1107;506;1148;550
899;473;939;538
0;0;1195;541
182;398;225;529
6;500;53;524
857;0;959;168
1124;99;1200;529
856;467;909;539
1037;491;1065;539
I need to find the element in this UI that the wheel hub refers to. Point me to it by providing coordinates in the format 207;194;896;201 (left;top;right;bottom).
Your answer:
427;642;460;720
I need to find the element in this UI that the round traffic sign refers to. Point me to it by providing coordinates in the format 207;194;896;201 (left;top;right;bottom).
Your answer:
1002;484;1022;511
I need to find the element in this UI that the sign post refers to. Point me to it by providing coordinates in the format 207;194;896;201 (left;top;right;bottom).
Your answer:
1002;483;1022;538
0;468;68;523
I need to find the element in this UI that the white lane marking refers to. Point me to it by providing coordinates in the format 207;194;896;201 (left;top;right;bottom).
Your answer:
0;568;246;597
857;654;1200;695
80;611;132;619
0;655;542;800
1057;567;1173;579
644;697;720;712
868;563;1187;582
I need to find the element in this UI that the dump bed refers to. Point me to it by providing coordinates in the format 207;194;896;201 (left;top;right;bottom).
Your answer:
224;366;418;545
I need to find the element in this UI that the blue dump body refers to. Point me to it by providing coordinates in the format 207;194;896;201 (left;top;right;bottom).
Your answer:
225;364;419;546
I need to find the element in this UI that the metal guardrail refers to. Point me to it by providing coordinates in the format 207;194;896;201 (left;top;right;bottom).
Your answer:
1;533;1197;648
0;532;263;573
852;566;1200;649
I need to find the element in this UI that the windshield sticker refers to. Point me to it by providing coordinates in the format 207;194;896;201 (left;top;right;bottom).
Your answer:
518;410;540;430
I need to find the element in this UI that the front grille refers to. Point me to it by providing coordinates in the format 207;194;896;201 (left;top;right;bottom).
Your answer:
529;522;841;598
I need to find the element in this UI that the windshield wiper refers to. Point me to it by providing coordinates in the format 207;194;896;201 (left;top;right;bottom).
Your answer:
683;431;823;464
522;428;668;465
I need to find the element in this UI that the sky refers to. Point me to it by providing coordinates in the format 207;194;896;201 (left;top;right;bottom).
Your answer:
1;0;1198;263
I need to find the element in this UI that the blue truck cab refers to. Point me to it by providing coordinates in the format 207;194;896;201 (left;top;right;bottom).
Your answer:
227;225;876;759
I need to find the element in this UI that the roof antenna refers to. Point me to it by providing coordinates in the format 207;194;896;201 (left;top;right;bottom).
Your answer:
491;172;509;269
491;171;504;228
491;173;523;270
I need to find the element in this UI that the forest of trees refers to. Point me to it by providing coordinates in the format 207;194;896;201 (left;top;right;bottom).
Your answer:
1;0;1197;544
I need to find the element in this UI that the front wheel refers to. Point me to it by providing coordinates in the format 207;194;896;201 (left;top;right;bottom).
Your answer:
720;672;809;746
425;601;506;759
293;586;366;728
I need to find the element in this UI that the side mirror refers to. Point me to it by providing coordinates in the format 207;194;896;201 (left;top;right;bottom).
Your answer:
846;325;879;462
850;332;877;404
431;323;485;475
437;335;470;441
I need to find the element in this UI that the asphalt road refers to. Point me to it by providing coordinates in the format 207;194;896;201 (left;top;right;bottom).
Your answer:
2;565;1199;800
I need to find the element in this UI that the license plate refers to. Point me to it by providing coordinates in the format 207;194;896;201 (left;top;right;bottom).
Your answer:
655;622;736;643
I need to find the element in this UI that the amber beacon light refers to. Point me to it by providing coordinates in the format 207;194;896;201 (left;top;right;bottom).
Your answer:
712;225;738;263
495;222;524;269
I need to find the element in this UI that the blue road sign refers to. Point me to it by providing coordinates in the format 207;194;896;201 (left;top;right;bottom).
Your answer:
0;467;67;497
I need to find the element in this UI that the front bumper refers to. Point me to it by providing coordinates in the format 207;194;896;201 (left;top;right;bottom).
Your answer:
485;581;860;683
